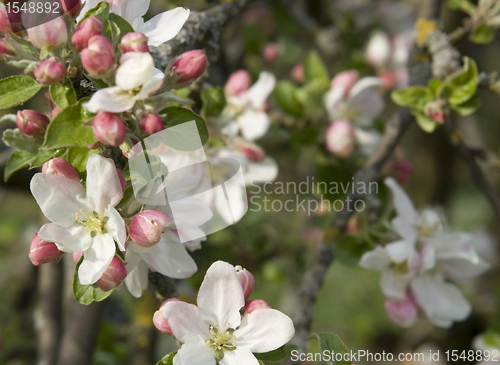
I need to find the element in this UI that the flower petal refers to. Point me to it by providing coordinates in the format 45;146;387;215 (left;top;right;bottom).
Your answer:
119;0;150;23
380;270;411;301
325;87;344;121
197;261;245;332
174;336;216;365
354;128;381;156
391;215;417;246
348;78;384;127
163;301;211;342
85;87;136;113
385;240;414;263
243;157;278;184
78;233;116;285
139;8;190;47
359;246;391;271
384;177;417;224
38;223;92;252
86;155;123;214
105;207;127;251
237;110;270;142
136;69;164;100
235;309;294;353
220;348;260;365
30;173;87;227
242;71;276;110
125;258;149;298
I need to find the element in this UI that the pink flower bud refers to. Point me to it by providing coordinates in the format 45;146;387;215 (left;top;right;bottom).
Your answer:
366;32;391;68
0;8;23;34
130;210;171;247
235;265;255;300
34;57;65;85
384;293;418;328
139;113;164;135
120;32;149;53
291;63;304;84
238;141;265;162
326;119;356;157
73;251;83;263
52;106;62;119
29;234;64;266
225;70;252;97
0;8;11;34
81;35;115;77
71;16;103;51
378;70;396;90
27;17;68;49
0;38;15;58
60;0;82;18
170;49;207;84
424;100;447;124
95;256;127;292
93;112;126;146
244;299;271;315
116;168;126;191
153;298;181;335
42;158;80;181
330;70;360;97
16;110;50;137
263;42;279;64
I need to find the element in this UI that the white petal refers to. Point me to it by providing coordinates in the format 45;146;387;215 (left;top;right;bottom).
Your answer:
163;301;211;342
391;215;417;246
140;8;190;47
86;154;123;214
116;52;155;91
381;270;411;301
324;87;345;121
411;274;471;328
174;336;216;365
235;309;294;353
243;157;278;184
359;246;391;271
30;173;87;227
136;68;164;100
124;251;149;298
242;71;276;110
237;110;270;142
105;207;127;251
169;197;213;228
79;233;116;285
385;240;414;263
408;242;436;274
120;0;150;23
38;223;92;252
220;348;260;365
354;128;382;156
85;87;136;113
197;261;245;332
384;177;417;224
348;77;384;127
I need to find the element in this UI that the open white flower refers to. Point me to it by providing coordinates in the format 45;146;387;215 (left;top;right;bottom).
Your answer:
162;261;294;365
222;71;276;142
86;52;164;113
78;0;190;47
30;154;126;285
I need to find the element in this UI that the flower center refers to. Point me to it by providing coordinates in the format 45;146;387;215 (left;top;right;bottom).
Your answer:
206;325;236;362
76;209;108;237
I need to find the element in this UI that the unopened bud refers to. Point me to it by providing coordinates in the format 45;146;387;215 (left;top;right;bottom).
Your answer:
237;141;265;162
71;16;103;51
153;298;181;335
0;38;15;58
244;299;271;315
45;91;55;109
116;168;126;191
16;110;50;137
331;70;360;97
95;256;127;292
0;8;11;34
52;106;62;119
130;210;171;247
378;70;396;90
326;119;356;157
81;35;115;77
366;32;391;68
169;49;207;84
263;42;279;64
120;32;149;53
27;17;68;49
0;7;23;34
34;57;65;85
225;70;252;97
424;100;447;124
42;158;80;181
60;0;82;18
139;113;164;135
29;234;63;266
235;265;255;300
93;112;126;146
291;63;304;84
384;292;418;328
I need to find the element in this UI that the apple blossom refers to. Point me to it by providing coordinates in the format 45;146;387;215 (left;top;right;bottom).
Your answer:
365;31;391;68
169;49;207;84
139;113;164;135
16;110;50;137
30;154;127;285
330;70;360;97
235;265;255;300
120;32;149;53
161;261;294;364
29;234;64;266
81;35;115;77
71;16;103;51
129;210;171;247
78;0;190;47
95;255;127;291
236;140;265;162
326;119;356;157
263;42;279;64
34;58;65;85
27;17;68;49
424;100;447;123
42;158;80;181
92;112;126;146
225;70;252;97
244;299;272;315
154;298;181;336
384;292;418;328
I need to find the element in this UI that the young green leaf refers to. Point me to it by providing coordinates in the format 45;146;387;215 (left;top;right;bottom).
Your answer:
4;149;36;181
72;257;114;305
254;346;287;362
201;86;226;118
273;80;304;118
391;86;434;110
3;129;43;155
414;111;439;133
309;332;350;365
80;1;110;23
447;0;476;14
108;13;135;44
469;24;495;44
49;77;77;110
444;57;478;106
0;76;42;110
303;51;330;88
67;147;99;179
156;351;178;365
452;93;481;116
333;235;373;267
0;114;17;125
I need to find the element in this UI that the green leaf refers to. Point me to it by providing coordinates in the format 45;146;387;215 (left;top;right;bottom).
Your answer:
483;330;500;348
30;148;66;168
290;126;318;145
49;77;77;110
156;351;178;365
303;51;330;88
67;147;99;179
4;150;36;181
159;106;210;149
447;0;476;14
0;76;42;110
80;1;110;23
72;257;114;305
428;78;442;96
254;346;286;362
146;92;194;112
414;111;439;133
295;80;329;119
444;57;478;106
108;13;134;42
273;81;304;118
333;235;373;267
201;86;226;118
469;24;495;44
391;86;434;110
452;93;480;116
0;114;17;125
43;99;98;149
309;333;350;365
3;129;43;155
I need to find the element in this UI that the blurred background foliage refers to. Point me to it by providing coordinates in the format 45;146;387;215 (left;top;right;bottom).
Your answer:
1;0;500;364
